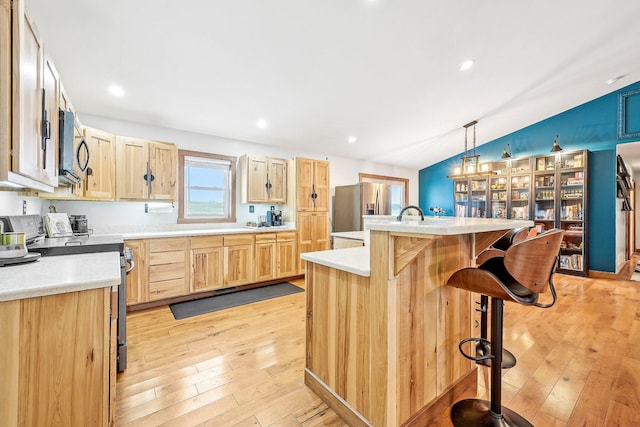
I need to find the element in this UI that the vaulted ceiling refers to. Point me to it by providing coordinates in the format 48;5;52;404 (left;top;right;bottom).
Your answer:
26;0;640;169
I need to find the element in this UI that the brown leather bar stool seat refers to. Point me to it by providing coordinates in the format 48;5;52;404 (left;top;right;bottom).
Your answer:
446;229;564;427
474;227;538;369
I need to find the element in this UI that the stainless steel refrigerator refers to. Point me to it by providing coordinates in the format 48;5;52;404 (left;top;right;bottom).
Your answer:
333;182;393;231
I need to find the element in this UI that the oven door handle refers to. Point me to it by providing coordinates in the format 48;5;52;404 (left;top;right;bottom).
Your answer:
125;258;135;274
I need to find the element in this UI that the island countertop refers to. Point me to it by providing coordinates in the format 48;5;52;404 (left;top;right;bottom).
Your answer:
301;218;533;276
0;252;121;301
366;216;533;234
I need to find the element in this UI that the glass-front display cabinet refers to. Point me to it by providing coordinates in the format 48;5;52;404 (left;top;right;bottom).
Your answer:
533;154;557;233
453;178;469;217
469;177;488;217
509;158;532;220
558;151;588;275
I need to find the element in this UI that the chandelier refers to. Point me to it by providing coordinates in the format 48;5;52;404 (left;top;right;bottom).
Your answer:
449;120;494;177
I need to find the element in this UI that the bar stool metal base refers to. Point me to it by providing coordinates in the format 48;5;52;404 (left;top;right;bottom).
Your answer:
476;341;517;369
451;399;532;427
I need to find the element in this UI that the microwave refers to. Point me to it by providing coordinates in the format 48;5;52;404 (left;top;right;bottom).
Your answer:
58;109;89;185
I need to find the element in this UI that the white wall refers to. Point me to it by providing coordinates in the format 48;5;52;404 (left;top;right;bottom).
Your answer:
1;114;419;232
0;192;45;216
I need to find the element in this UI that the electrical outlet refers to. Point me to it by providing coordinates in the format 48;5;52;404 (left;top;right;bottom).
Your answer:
249;205;254;213
22;200;27;215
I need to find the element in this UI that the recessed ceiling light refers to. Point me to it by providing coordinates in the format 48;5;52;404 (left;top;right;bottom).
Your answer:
348;136;357;144
460;60;474;71
605;75;627;85
108;85;125;97
256;119;268;129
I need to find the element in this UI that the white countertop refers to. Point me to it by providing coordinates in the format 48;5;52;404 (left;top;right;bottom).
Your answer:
330;231;365;241
303;218;534;277
121;225;295;240
301;246;370;277
367;217;533;235
0;252;121;301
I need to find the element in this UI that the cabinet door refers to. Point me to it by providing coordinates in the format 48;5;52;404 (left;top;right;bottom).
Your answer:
224;244;254;287
276;239;297;278
255;242;277;282
83;127;115;200
313;160;330;212
12;9;48;184
190;247;224;292
149;141;177;201
297;211;329;273
0;1;8;180
296;158;315;211
116;136;148;200
247;157;269;203
268;158;287;204
41;55;59;185
125;240;148;306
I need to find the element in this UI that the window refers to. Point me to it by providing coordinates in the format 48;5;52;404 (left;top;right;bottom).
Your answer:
178;150;236;223
359;173;409;216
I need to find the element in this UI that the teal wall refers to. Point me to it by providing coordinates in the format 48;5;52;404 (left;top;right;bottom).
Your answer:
418;80;640;273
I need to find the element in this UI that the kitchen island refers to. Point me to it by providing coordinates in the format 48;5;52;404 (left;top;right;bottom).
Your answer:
0;252;121;427
301;217;533;426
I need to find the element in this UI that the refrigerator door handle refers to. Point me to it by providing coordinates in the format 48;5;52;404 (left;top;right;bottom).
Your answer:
375;187;381;215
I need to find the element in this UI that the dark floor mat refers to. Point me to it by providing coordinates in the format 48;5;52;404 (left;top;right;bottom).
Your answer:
169;282;304;320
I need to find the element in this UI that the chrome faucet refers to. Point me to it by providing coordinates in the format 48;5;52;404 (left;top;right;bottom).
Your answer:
396;205;425;222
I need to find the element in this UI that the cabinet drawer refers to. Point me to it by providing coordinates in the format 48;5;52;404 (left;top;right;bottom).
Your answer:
149;250;186;266
149;263;185;282
190;235;223;249
149;279;188;301
277;231;296;242
255;233;277;243
149;237;187;252
224;234;254;246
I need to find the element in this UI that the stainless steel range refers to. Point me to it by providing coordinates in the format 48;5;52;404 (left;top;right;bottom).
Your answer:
0;214;132;372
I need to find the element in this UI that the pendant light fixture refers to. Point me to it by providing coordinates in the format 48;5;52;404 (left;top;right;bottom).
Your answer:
501;144;512;159
448;120;495;177
550;135;563;152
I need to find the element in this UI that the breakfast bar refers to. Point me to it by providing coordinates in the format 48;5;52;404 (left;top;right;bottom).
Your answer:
301;217;533;426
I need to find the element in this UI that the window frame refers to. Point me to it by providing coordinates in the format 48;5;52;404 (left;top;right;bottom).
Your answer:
178;149;237;224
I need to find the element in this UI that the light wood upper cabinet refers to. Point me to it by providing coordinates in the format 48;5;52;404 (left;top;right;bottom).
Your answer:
116;137;177;201
296;157;329;212
190;235;224;293
5;5;58;190
83;127;115;200
240;155;288;204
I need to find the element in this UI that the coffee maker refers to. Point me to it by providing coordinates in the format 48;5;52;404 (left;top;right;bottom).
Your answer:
266;208;283;226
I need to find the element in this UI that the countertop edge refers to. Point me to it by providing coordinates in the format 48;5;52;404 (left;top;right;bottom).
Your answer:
301;246;370;277
120;226;296;240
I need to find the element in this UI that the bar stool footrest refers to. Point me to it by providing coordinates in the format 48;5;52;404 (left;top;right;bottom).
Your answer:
458;337;493;362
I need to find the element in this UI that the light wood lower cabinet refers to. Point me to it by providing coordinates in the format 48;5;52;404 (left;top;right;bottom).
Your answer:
190;235;224;292
0;287;114;426
125;239;148;305
276;232;297;278
223;234;255;287
126;231;299;307
148;237;189;301
255;233;277;282
297;211;330;273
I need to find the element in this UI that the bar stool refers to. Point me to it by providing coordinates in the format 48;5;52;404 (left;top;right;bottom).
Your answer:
475;227;537;369
446;229;564;427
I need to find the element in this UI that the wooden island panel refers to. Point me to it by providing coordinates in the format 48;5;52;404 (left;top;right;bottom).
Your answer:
305;230;477;426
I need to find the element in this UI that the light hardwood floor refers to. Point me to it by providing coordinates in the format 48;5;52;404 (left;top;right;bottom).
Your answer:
117;265;640;426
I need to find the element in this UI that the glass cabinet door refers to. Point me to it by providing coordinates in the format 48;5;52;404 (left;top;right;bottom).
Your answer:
470;177;488;217
489;175;508;218
533;154;557;233
509;174;530;219
453;179;469;217
558;151;586;274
